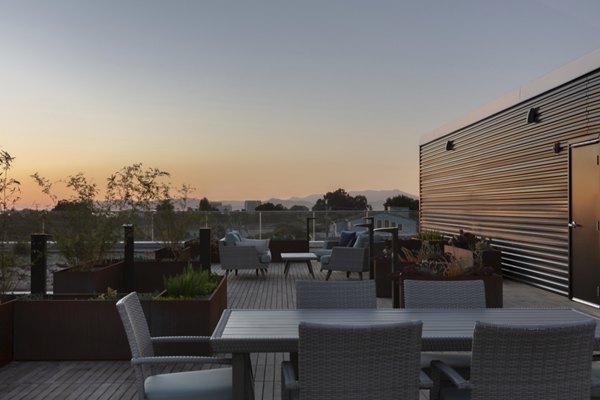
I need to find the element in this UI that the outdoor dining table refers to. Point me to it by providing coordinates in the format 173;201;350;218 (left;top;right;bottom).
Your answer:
210;308;600;400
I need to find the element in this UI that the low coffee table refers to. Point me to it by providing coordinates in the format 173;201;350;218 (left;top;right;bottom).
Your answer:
281;252;318;278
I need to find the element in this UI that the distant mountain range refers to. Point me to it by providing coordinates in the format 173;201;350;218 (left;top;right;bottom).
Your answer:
193;189;418;211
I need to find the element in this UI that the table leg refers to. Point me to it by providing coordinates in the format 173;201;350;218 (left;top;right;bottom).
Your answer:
305;260;315;278
232;353;254;400
284;261;291;278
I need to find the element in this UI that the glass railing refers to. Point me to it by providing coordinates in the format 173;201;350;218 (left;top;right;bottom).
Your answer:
0;209;420;245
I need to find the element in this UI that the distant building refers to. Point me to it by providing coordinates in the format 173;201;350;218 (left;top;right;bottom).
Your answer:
210;202;232;213
244;200;262;211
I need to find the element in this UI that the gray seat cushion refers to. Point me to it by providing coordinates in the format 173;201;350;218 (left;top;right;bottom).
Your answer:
145;367;232;400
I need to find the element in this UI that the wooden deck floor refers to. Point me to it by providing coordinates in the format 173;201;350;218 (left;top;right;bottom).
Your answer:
1;262;598;400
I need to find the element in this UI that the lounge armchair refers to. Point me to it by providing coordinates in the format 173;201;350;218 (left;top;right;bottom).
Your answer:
115;292;234;400
281;320;430;400
295;280;376;309
218;230;271;276
321;246;368;280
430;320;596;400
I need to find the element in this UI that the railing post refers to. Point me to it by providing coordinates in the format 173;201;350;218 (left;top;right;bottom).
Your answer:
199;228;211;272
31;233;50;295
306;217;316;242
123;224;134;292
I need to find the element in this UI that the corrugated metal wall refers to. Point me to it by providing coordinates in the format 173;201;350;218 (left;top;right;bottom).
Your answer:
420;69;600;295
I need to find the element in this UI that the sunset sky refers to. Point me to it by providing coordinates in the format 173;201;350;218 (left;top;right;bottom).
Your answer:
2;0;600;209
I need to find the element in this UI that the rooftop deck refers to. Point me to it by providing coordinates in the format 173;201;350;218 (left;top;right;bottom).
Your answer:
1;262;598;400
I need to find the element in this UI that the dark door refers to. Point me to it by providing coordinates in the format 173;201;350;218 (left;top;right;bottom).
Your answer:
570;142;600;306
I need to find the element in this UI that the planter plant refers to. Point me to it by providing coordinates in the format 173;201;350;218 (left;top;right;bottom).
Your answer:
388;239;503;308
13;267;227;361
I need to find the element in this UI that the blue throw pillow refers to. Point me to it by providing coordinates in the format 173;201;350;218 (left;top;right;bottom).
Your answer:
339;231;357;247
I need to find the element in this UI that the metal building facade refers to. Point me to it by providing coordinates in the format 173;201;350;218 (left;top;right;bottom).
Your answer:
419;49;600;296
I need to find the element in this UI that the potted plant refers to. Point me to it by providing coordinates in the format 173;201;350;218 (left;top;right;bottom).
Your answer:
446;230;502;274
0;148;23;366
13;265;227;360
32;172;123;294
389;241;503;308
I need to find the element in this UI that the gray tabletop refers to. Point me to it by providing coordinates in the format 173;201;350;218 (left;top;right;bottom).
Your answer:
211;308;600;353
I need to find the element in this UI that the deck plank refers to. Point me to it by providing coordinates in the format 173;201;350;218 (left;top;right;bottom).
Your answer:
1;263;599;399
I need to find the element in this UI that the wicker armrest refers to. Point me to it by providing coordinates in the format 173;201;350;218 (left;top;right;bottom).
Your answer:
151;335;210;344
419;370;434;389
430;360;471;389
131;355;232;366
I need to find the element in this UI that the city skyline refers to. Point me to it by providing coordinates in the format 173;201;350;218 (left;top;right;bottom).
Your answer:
2;1;600;208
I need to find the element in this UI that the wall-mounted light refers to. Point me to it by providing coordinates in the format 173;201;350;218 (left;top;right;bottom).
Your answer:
526;107;538;123
446;140;454;151
553;142;562;154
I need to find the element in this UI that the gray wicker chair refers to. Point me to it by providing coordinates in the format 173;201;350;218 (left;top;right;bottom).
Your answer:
430;320;596;400
218;239;269;277
321;246;368;280
116;292;233;400
404;279;487;398
281;320;428;400
403;279;486;309
295;280;376;309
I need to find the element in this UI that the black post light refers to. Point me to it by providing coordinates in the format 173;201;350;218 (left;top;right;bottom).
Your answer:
374;227;400;307
355;216;375;279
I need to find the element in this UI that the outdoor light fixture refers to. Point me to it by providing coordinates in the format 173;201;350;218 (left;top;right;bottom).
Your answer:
446;140;454;151
526;107;538;123
553;142;562;154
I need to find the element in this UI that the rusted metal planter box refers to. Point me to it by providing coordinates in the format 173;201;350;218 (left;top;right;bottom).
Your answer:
0;296;15;367
13;276;227;361
53;260;125;294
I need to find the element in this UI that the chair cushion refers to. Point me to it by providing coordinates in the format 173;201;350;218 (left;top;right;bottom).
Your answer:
320;254;331;266
339;230;357;247
353;231;369;248
224;231;242;246
259;250;272;264
145;367;232;400
238;238;270;254
312;248;332;260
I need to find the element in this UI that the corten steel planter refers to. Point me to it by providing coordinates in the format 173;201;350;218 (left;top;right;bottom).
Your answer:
53;260;125;294
12;276;227;361
269;240;309;262
374;257;392;298
0;296;15;367
395;273;503;309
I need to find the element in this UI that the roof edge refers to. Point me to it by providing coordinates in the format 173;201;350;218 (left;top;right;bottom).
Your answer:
420;48;600;146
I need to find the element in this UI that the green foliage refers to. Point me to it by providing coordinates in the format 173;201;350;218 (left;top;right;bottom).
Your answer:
31;172;120;270
312;188;370;211
96;287;119;300
384;194;419;211
0;149;24;295
415;230;444;241
163;264;220;299
255;202;287;211
198;197;218;211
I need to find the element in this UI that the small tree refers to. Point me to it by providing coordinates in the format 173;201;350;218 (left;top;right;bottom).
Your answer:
312;188;371;211
0;149;24;295
384;194;419;211
31;172;120;270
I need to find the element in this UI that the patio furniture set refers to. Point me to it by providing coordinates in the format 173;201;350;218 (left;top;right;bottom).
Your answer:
116;279;600;400
218;230;372;279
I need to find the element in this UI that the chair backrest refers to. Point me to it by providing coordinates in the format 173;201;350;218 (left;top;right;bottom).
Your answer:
296;280;376;309
470;320;595;400
116;292;155;385
327;246;369;272
298;321;423;400
403;279;486;308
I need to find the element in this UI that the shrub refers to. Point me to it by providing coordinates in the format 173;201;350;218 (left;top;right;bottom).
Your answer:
163;264;220;299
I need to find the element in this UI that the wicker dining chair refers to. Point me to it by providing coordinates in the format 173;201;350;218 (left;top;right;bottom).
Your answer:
116;292;234;400
430;320;596;400
281;320;429;400
295;280;377;309
403;279;486;309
